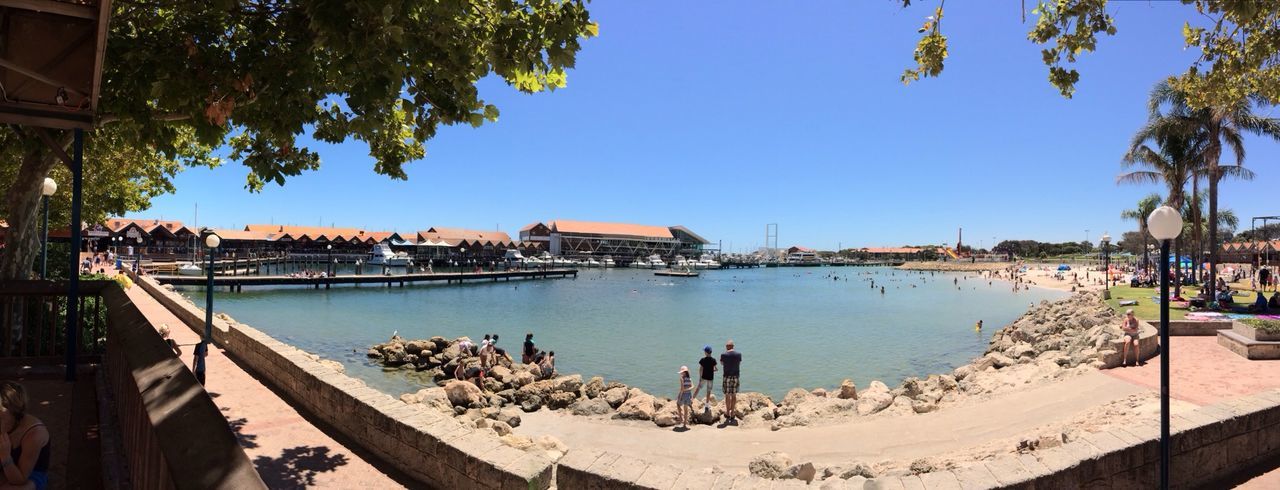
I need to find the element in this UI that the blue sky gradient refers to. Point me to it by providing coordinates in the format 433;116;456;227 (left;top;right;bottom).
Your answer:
129;1;1280;252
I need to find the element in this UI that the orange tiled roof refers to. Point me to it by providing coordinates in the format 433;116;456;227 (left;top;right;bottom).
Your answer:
547;220;673;239
244;224;364;241
519;222;545;232
105;218;186;234
210;229;279;241
419;227;513;244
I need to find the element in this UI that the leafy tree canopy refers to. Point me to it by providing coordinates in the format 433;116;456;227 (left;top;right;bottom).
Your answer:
900;0;1280;108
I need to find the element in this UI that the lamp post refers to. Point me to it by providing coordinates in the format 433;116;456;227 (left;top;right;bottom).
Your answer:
326;244;333;276
39;177;57;279
195;229;221;385
1148;206;1183;490
1101;233;1112;299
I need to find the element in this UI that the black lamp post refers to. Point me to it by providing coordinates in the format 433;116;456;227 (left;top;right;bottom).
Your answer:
39;177;57;279
195;228;221;385
326;244;333;276
1101;233;1111;298
1148;206;1183;489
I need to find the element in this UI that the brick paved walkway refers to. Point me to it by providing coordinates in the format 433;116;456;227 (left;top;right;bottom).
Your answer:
121;277;409;488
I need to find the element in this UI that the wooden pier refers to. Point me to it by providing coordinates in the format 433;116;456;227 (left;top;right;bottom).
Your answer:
152;268;578;292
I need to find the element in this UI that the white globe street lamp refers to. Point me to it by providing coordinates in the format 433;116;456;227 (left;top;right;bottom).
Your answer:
1146;204;1182;489
196;229;220;385
39;178;57;278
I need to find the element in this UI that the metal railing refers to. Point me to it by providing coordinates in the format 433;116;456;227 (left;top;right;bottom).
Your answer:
0;280;111;360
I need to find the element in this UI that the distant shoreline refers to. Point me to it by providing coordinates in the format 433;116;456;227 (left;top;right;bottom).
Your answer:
896;261;1014;272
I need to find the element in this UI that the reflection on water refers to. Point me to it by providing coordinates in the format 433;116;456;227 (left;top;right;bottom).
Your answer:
182;267;1067;398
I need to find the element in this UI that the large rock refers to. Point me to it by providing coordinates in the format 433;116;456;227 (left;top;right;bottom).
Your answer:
582;376;606;399
514;374;583;403
404;340;433;356
984;352;1016;369
489;365;513;384
653;401;679;427
839;462;877;479
570;397;613;417
855;381;893;415
782;388;812;407
510;371;536;388
602;387;629;408
614;392;657;420
444;380;487;408
838;379;858;400
520;396;542;412
496;407;522;427
546;392;577;410
735;392;778;417
749;451;793;479
382;343;410;366
781;462;817;483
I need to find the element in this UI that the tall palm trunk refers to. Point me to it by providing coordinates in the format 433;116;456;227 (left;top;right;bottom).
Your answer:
1191;177;1202;286
1207;129;1221;296
1142;227;1150;277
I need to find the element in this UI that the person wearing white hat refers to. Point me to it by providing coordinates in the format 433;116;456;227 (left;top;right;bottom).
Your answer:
677;366;693;430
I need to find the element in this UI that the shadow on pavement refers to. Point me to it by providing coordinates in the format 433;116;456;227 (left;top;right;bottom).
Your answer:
253;446;349;489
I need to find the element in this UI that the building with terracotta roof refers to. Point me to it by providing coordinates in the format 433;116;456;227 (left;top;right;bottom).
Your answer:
519;220;711;259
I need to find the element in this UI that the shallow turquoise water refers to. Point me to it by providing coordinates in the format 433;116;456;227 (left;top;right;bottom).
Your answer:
183;267;1067;399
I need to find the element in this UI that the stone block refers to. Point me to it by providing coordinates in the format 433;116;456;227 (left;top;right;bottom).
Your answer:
1060;439;1104;479
449;431;503;473
1225;431;1261;468
1015;453;1050;480
670;467;723;489
1081;431;1129;477
498;453;554;489
899;475;926;490
635;462;684;490
584;451;623;476
706;472;743;489
949;462;998;489
983;455;1032;486
599;454;650;485
917;470;960;490
1033;446;1080;473
555;449;605;489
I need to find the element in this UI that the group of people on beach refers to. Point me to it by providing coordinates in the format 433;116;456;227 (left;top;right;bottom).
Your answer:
674;340;742;430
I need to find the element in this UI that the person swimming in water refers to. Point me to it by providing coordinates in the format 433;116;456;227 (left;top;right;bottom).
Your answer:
975;320;983;331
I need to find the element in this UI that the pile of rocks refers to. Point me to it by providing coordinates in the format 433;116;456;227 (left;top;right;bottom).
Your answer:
984;291;1120;368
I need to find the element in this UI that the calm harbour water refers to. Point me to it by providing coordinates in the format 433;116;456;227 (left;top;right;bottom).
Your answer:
182;267;1067;399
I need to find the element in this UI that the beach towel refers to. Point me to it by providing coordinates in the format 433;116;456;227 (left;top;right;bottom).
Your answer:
1225;313;1254;319
1119;300;1137;306
1186;312;1229;321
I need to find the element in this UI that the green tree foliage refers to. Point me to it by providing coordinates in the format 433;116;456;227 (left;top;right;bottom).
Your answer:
992;239;1093;258
900;1;1280;108
1;0;597;279
1120;193;1162;273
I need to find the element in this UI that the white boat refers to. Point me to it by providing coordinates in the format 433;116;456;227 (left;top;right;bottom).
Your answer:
524;256;543;266
176;262;203;276
647;255;667;269
584;258;601;268
671;256;690;269
602;256;616;268
630;258;648;269
369;243;413;266
697;254;720;269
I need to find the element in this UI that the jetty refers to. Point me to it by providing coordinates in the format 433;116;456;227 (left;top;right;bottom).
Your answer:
152;268;578;292
655;270;699;277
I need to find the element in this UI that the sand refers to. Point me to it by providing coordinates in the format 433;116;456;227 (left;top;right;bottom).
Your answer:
514;371;1159;473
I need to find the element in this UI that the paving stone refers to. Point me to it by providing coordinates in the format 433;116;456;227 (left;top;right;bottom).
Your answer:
602;454;651;484
671;468;723;489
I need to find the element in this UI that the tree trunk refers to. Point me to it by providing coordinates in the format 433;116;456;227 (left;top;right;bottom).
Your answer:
1142;227;1150;277
1175;236;1183;295
1191;177;1202;287
0;144;59;280
1207;135;1221;299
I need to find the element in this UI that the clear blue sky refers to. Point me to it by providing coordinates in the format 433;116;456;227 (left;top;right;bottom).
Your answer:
129;1;1280;253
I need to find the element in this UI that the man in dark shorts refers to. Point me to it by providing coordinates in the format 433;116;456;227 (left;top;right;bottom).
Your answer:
454;362;487;389
720;340;742;420
693;345;717;406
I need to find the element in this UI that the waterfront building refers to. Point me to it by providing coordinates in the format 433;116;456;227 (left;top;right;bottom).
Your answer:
518;219;711;259
415;227;516;261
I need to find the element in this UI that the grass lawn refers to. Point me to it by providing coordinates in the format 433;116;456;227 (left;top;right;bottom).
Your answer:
1103;285;1188;321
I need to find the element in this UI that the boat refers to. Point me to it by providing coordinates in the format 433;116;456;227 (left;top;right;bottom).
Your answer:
583;258;601;268
630;258;648;269
671;256;690;269
369;243;413;267
602;256;616;268
176;262;203;276
647;254;667;269
697;253;720;269
786;251;821;266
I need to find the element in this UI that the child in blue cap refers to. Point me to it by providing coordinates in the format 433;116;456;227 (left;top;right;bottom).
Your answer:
692;345;717;407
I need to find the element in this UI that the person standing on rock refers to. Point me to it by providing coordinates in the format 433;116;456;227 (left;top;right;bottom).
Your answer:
1120;309;1142;367
522;332;537;364
720;340;742;421
693;346;717;407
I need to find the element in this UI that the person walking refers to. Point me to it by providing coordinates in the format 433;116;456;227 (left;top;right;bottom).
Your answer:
676;366;693;430
720;340;742;422
693;346;717;406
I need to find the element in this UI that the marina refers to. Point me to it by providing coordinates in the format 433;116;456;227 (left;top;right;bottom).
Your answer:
152;268;579;291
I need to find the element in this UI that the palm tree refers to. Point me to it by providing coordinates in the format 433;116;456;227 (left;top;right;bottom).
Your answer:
1119;110;1203;289
1120;193;1162;276
1148;81;1280;295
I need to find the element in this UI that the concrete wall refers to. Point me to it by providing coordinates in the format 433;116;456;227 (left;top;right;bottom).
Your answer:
133;275;553;489
556;388;1280;489
1168;320;1234;336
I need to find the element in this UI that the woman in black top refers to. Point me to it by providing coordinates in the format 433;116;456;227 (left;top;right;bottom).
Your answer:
522;333;537;364
1;381;50;490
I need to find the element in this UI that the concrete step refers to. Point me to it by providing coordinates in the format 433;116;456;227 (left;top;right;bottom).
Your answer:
1217;329;1280;360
